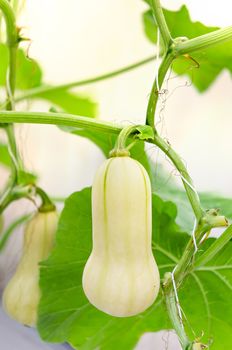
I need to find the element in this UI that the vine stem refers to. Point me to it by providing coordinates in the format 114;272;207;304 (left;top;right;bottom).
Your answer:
150;0;173;48
7;22;231;107
163;210;228;350
0;110;202;220
0;213;31;252
0;0;20;182
152;133;203;220
146;52;174;127
12;55;157;103
0;1;57;215
0;111;122;133
0;0;18;106
166;211;228;289
0;0;23;217
144;3;232;346
0;184;34;214
174;25;232;55
0;0;18;46
195;223;232;267
109;125;140;157
165;290;190;349
36;187;56;212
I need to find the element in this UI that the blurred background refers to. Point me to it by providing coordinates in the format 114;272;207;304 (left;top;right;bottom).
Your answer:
18;0;232;197
0;0;232;349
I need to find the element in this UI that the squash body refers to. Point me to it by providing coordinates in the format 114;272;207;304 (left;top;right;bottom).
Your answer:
2;210;58;326
82;156;160;317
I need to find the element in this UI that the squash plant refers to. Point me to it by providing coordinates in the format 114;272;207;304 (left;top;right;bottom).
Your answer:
0;0;232;349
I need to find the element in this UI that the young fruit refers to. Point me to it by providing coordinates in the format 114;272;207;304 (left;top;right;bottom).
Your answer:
2;210;58;327
82;156;160;317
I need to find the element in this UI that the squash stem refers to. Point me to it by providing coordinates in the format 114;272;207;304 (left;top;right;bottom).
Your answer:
109;125;139;157
36;187;56;213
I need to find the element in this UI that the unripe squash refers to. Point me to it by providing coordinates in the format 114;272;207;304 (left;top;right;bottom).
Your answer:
82;156;160;317
2;210;58;326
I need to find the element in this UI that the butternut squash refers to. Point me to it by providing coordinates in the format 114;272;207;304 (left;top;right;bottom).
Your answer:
82;156;160;317
2;210;58;326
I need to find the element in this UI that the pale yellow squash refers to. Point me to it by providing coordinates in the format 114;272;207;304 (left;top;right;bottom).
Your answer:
82;156;160;317
2;210;58;326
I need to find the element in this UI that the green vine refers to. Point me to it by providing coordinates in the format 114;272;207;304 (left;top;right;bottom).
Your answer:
15;55;157;103
150;0;173;48
0;0;55;218
0;0;23;173
146;52;174;127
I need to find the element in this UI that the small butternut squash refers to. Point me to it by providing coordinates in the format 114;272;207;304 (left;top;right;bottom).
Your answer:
82;156;160;317
2;210;58;326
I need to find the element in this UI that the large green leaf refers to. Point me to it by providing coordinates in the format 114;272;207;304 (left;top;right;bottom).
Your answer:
33;89;97;117
38;189;171;349
183;236;232;348
0;142;11;168
143;4;232;91
38;188;232;349
58;126;117;157
153;171;232;231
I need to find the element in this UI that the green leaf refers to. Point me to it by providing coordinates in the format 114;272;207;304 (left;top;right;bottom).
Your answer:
59;125;116;157
0;142;11;168
38;188;171;349
200;193;232;221
16;48;43;89
0;43;42;90
135;125;154;141
38;188;232;349
153;170;232;232
0;143;37;184
32;89;97;117
147;160;232;231
142;5;232;91
17;170;37;185
184;238;232;348
0;141;37;183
